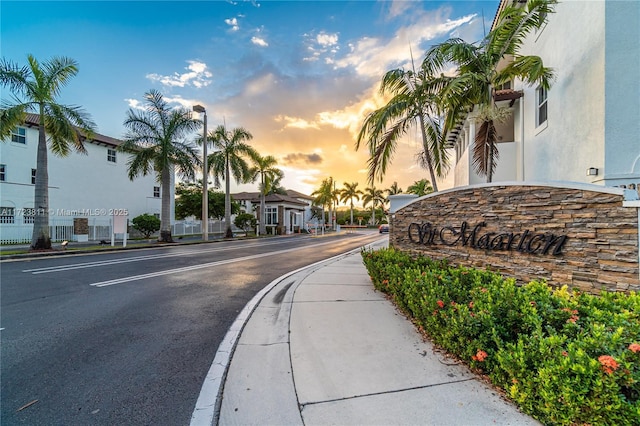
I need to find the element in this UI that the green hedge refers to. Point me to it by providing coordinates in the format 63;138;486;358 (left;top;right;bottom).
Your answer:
361;247;640;425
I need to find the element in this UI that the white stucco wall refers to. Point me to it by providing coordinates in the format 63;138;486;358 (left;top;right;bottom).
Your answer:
0;125;163;225
448;0;640;193
451;128;517;186
604;0;640;185
518;0;606;184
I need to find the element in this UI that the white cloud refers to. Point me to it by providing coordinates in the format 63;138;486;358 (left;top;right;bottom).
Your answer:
275;115;320;130
334;11;477;78
163;96;201;110
303;31;339;62
251;36;269;47
126;95;203;111
317;32;339;47
225;17;239;31
387;0;413;20
125;98;144;110
146;60;213;88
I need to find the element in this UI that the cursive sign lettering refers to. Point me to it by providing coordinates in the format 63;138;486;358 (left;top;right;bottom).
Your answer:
408;221;567;255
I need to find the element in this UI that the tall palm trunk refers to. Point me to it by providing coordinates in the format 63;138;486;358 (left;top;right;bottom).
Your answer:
371;206;376;226
259;174;266;235
160;167;173;242
224;158;233;238
31;119;51;249
350;201;354;225
328;204;333;231
418;114;439;192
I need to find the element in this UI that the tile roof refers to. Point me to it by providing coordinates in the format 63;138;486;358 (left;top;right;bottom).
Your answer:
286;189;314;200
22;113;122;148
231;191;311;207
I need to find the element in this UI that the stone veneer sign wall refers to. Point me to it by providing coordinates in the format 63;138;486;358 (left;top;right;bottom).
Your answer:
389;183;640;294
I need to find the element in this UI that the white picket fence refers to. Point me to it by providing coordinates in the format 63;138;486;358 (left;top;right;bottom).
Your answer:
0;218;234;245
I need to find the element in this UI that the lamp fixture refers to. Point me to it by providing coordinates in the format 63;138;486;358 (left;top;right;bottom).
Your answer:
587;167;598;176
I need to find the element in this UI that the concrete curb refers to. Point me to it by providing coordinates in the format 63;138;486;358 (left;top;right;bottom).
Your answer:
189;240;383;426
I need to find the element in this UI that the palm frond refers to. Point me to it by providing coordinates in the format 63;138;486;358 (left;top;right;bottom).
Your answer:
0;58;30;95
490;0;557;58
472;119;499;178
499;55;554;89
0;105;28;140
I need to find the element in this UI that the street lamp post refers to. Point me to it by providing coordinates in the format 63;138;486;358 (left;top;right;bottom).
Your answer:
193;104;208;241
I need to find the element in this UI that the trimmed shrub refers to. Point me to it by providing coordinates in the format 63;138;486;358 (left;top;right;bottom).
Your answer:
361;247;640;425
131;213;160;239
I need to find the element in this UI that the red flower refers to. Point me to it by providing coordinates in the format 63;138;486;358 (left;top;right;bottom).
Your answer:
472;350;488;362
468;301;474;309
598;355;619;375
437;300;445;308
629;343;640;353
562;351;568;357
567;316;578;324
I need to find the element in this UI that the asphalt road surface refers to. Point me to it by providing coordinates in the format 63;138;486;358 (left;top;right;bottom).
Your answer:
1;231;383;425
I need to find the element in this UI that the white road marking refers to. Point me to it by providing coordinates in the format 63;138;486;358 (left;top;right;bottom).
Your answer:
22;239;294;274
90;234;375;287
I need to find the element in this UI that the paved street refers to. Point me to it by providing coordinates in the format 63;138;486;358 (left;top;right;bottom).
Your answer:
1;232;381;425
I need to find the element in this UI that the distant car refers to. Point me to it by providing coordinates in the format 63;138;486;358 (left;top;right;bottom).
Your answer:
379;224;389;233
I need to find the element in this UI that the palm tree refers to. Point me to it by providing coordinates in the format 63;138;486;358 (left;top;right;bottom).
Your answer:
208;124;257;238
249;154;283;235
386;181;403;196
362;186;385;226
423;0;555;182
356;64;448;192
120;90;201;242
407;178;434;197
265;175;287;196
0;55;96;250
312;178;334;230
339;182;363;225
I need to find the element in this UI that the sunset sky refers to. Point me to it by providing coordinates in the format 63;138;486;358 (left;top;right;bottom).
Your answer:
2;0;499;204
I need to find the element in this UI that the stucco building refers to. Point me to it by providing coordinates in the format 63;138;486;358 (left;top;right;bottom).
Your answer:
233;189;316;235
0;114;171;243
448;0;640;192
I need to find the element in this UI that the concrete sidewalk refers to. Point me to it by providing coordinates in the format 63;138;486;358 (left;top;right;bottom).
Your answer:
193;241;540;426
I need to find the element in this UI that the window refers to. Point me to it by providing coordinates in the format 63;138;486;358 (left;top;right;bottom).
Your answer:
496;80;511;90
0;207;15;224
0;164;5;181
23;208;35;224
265;206;278;225
537;86;548;127
11;127;26;144
107;149;117;163
31;168;36;185
153;186;160;198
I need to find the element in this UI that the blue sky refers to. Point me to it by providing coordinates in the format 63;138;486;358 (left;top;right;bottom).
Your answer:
2;0;499;197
